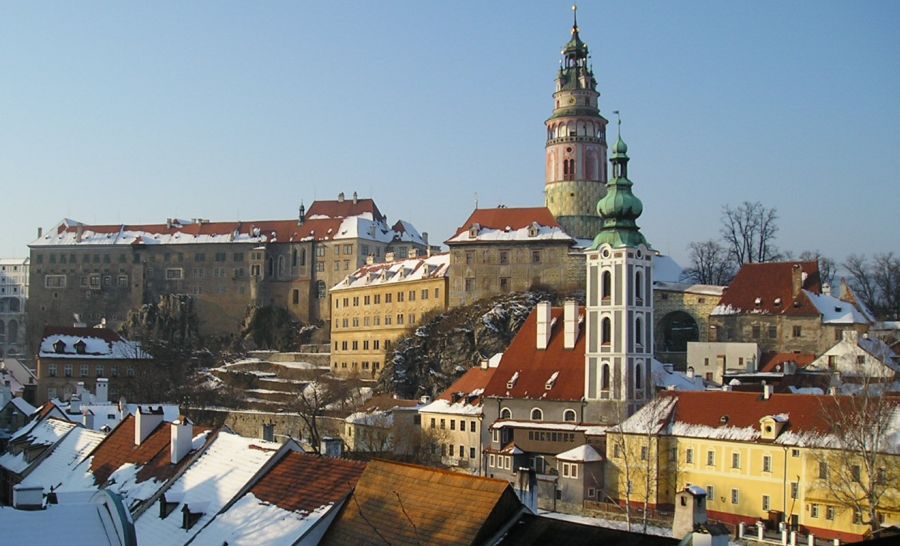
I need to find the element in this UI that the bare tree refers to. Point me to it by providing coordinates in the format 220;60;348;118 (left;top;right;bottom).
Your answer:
813;376;900;535
290;376;346;453
720;201;780;268
681;240;734;285
844;253;900;319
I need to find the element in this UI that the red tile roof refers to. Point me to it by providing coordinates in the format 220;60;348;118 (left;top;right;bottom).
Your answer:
716;261;822;316
321;459;522;546
249;451;365;514
483;307;585;401
306;197;383;222
42;326;123;344
450;207;561;239
438;366;498;406
759;352;817;373
659;390;873;435
87;415;211;486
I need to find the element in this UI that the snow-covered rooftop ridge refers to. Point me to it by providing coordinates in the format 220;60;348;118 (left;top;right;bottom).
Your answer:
652;359;705;391
419;398;484;416
39;333;149;360
652;281;725;296
21;427;106;492
446;223;573;244
332;253;449;291
555;444;603;462
804;290;870;324
490;420;609;434
134;431;283;544
0;418;76;474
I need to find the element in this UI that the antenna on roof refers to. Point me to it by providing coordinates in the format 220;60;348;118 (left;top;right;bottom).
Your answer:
474;192;479;209
612;110;622;138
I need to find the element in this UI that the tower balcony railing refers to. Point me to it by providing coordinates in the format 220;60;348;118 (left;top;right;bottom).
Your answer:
546;135;604;146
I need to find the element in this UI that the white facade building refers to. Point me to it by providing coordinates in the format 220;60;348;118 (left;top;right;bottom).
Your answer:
0;258;28;358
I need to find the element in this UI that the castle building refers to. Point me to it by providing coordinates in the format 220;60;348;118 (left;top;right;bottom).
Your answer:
26;193;427;350
0;259;28;359
583;124;654;418
329;252;449;379
544;7;609;241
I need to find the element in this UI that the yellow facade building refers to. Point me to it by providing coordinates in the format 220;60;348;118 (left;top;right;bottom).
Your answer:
330;253;449;379
605;390;899;543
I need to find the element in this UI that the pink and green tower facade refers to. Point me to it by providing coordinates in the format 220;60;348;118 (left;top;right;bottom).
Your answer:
544;7;609;241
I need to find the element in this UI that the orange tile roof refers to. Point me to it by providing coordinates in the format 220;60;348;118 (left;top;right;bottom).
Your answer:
449;207;561;239
249;451;365;514
483;307;585;401
437;366;498;405
715;261;821;316
321;459;522;546
759;352;817;373
88;415;211;486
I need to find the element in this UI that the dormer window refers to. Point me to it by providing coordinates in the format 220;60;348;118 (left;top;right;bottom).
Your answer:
53;340;66;354
468;223;480;239
159;495;179;519
74;339;87;355
181;502;207;530
773;298;782;307
528;222;540;237
754;297;762;307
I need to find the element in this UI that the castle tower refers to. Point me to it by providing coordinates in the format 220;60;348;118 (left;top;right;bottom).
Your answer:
583;118;653;418
545;5;608;241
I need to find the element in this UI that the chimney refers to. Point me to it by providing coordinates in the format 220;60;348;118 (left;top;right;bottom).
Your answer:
352;191;358;204
37;227;43;238
686;367;695;379
12;485;43;510
95;378;109;404
338;192;345;203
69;395;81;415
76;381;85;400
385;251;395;263
170;418;193;465
563;299;579;350
118;396;127;420
762;383;773;400
791;264;803;297
135;406;165;446
422;232;429;247
480;359;489;370
721;384;732;392
82;408;94;429
76;224;84;241
536;301;552;350
822;283;831;296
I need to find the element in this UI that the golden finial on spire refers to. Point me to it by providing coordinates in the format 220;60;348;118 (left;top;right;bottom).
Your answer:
572;4;579;33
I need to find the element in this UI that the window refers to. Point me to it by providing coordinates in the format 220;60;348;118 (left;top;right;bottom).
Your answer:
762;455;772;472
450;420;455;431
732;452;741;469
563;409;576;422
853;510;862;525
640;446;648;461
470;421;476;433
262;424;275;442
421;289;428;300
499;277;510;292
500;407;511;419
762;495;771;511
707;450;715;466
790;482;798;499
498;250;509;265
811;504;820;518
707;485;714;500
826;506;835;520
44;274;67;289
465;278;475;293
397;291;405;302
165;268;183;280
731;488;739;504
95;366;104;377
48;364;57;377
385;293;392;303
601;364;610;391
856;355;865;365
80;364;89;377
440;419;445;429
614;444;623;458
465;251;474;265
818;462;828;480
792;325;802;337
531;250;541;264
791;448;800;458
489;454;496;467
752;325;760;338
530;408;543;421
601;317;611;345
292;290;300;304
851;464;861;482
768;325;777;338
470;447;476;459
685;448;693;464
408;290;416;301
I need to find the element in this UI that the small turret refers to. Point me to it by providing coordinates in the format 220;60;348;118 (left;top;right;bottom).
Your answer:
298;201;306;225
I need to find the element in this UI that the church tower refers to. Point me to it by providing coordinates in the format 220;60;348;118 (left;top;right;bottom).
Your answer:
583;118;653;419
545;5;608;241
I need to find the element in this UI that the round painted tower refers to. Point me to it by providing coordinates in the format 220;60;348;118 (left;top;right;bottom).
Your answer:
545;6;608;241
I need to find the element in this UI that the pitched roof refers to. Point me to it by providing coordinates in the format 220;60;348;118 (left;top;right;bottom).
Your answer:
332;253;449;292
0;417;76;474
306;197;384;222
555;444;603;463
759;352;817;373
712;261;822;317
321;459;523;546
420;365;499;415
483;307;585;401
21;426;106;491
39;326;147;360
446;207;574;244
189;452;366;546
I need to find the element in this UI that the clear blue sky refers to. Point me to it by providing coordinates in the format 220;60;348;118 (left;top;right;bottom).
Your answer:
2;1;898;266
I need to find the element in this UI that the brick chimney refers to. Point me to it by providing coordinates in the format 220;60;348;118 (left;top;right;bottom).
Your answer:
536;301;552;350
791;264;803;297
170;418;193;465
564;299;579;350
135;406;165;446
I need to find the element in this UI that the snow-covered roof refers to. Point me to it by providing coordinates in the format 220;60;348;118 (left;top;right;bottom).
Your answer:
445;207;573;245
39;327;149;360
555;444;603;463
21;427;106;492
134;431;283;544
804;290;870;324
652;281;724;297
490;420;608;435
6;397;36;416
332;253;449;291
419;398;484;416
0;418;76;474
652;359;705;391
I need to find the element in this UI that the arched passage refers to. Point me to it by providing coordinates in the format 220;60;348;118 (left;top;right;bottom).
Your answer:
657;311;699;352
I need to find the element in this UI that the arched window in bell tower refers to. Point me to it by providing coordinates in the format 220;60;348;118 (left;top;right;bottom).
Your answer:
601;271;612;302
635;362;643;391
601;317;611;345
635;270;643;303
635;317;643;348
601;363;610;391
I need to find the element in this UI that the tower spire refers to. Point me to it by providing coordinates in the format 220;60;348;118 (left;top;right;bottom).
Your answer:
572;4;579;34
